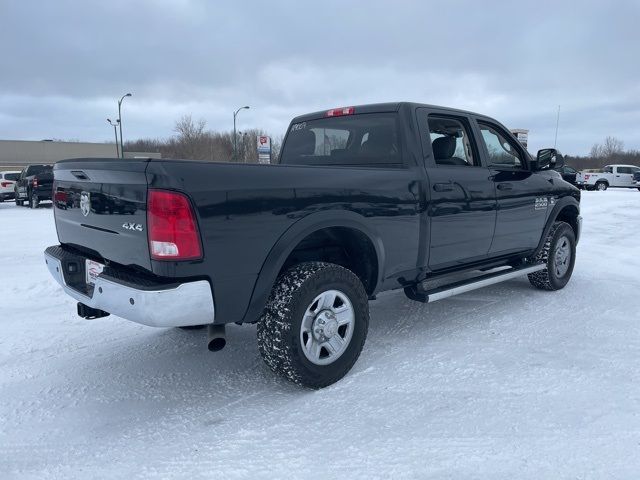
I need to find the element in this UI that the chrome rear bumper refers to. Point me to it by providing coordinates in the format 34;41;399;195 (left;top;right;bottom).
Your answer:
44;248;215;328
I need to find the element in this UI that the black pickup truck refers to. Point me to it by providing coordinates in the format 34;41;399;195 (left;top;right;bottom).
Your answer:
44;102;581;388
15;164;54;208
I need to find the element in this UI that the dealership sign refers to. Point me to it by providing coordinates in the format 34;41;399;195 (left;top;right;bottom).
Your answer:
257;135;271;164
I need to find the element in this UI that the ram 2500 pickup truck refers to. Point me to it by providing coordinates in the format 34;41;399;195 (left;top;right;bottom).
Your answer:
44;102;581;388
15;164;54;208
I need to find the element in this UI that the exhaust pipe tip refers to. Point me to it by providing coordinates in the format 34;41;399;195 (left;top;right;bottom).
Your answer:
207;324;226;352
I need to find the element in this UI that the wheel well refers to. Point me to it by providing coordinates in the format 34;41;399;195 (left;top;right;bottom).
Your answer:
279;227;378;295
555;205;579;237
596;179;609;184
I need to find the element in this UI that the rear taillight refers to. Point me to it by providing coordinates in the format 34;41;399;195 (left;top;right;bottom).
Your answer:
147;190;202;261
326;106;355;117
0;181;10;187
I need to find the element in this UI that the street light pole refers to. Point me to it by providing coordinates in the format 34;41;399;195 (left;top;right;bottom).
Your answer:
117;93;132;158
107;118;120;157
233;106;250;162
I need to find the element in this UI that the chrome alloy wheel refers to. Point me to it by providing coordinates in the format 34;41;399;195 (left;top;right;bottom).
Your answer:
554;235;571;278
300;289;355;366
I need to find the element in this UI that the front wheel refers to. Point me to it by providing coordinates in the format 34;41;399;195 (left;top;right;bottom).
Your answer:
257;262;369;389
528;221;576;291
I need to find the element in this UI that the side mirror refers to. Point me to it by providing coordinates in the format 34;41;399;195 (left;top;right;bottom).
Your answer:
534;148;564;170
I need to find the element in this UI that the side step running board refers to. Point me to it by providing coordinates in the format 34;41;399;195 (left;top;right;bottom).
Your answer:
404;263;545;304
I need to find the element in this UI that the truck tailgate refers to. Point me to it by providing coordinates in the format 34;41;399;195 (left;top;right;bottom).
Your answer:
53;159;151;270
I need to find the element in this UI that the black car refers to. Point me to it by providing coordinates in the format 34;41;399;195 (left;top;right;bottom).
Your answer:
555;165;578;185
44;102;581;388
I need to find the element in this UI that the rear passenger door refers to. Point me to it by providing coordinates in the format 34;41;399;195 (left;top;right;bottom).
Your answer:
417;108;496;270
614;166;635;187
475;119;551;255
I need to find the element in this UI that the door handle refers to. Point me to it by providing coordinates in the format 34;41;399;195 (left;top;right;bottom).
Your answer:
433;182;453;192
497;183;513;191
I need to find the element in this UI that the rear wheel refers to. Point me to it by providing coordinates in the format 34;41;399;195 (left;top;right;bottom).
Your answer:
528;221;576;291
596;181;608;191
15;198;23;206
257;262;369;389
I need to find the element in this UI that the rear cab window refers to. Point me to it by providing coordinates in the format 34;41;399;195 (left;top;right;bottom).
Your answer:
279;113;402;167
4;173;19;181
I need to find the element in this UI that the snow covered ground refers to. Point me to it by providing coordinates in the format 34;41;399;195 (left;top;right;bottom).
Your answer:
1;190;639;479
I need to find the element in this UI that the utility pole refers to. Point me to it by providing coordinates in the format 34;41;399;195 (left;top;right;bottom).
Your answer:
117;93;132;158
554;105;561;148
107;118;120;157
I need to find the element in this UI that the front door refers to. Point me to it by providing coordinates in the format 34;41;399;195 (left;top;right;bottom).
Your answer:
417;110;497;270
475;120;551;255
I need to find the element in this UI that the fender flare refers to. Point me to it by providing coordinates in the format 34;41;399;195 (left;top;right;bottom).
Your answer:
240;209;386;324
533;196;580;256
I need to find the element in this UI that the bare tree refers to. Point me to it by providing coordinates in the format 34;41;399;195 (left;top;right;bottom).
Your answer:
601;136;624;158
174;115;206;142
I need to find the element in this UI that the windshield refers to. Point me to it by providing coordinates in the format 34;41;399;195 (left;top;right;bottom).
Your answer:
280;113;400;167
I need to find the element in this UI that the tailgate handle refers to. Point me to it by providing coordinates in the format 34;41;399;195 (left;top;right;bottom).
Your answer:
71;170;90;180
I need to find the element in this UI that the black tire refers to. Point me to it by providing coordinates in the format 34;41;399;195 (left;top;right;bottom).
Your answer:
16;198;23;206
528;221;576;291
257;262;369;389
178;325;207;330
595;181;608;191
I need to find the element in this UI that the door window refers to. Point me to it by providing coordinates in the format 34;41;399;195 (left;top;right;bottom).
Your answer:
616;166;633;174
478;123;523;169
427;116;478;166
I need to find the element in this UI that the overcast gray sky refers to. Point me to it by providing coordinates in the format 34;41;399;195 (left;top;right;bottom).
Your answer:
1;0;638;155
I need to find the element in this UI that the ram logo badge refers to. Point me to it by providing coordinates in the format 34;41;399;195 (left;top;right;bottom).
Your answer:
122;222;144;232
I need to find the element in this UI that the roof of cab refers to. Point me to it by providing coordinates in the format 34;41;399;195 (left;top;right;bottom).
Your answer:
289;102;491;124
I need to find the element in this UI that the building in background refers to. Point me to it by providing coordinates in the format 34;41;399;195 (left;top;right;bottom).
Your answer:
0;139;160;170
510;129;529;149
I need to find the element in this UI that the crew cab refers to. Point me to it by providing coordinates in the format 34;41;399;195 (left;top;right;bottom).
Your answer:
0;171;20;201
44;102;581;388
15;164;54;208
575;164;640;191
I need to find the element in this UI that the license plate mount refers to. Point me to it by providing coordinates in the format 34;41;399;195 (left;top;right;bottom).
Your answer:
85;259;105;285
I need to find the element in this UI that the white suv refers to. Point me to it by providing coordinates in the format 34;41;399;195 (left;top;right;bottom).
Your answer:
576;164;640;191
0;171;20;202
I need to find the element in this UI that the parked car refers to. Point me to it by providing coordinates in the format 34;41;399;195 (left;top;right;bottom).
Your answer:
0;171;20;201
44;102;581;388
554;165;578;185
633;170;640;189
14;164;53;207
575;164;640;191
